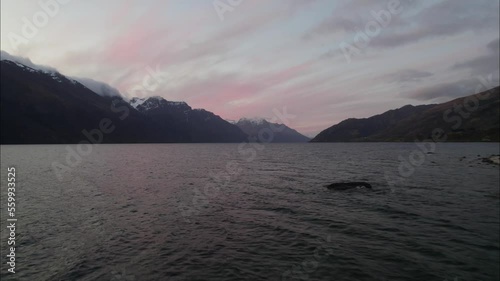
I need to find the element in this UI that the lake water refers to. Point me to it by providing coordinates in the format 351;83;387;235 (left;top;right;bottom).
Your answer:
1;143;499;281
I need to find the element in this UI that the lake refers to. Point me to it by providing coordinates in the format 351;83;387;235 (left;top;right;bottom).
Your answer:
1;143;499;281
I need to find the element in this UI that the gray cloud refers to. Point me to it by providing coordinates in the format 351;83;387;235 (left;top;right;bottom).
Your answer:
409;37;500;101
371;0;499;48
487;38;500;52
408;78;479;101
304;0;395;40
304;16;363;40
384;69;434;83
306;0;499;49
451;38;500;77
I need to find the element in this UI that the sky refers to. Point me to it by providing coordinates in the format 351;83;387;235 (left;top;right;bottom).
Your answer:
1;0;499;136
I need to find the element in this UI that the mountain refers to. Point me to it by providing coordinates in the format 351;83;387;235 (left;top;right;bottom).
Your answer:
73;77;123;98
235;118;310;142
128;96;247;142
0;58;175;144
311;87;500;142
0;53;247;144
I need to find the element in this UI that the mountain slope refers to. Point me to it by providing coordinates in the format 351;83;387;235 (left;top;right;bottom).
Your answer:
311;87;500;142
235;118;310;143
0;59;173;144
0;55;247;144
129;96;247;142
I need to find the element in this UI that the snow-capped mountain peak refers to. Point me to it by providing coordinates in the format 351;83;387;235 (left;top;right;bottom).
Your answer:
235;117;310;142
237;117;268;125
129;97;146;108
128;96;190;111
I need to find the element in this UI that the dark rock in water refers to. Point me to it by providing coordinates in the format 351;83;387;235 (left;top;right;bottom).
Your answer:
481;155;500;165
326;182;372;190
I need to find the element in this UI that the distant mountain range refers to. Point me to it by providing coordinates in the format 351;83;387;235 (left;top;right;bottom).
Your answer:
128;96;247;143
235;118;310;142
0;53;305;144
1;52;498;144
311;87;500;142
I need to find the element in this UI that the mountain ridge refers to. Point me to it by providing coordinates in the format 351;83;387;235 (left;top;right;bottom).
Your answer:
2;51;497;143
311;87;500;142
235;118;310;143
0;58;248;143
128;96;248;143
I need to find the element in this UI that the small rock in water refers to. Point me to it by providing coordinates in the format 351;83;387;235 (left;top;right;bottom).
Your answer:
481;155;500;165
